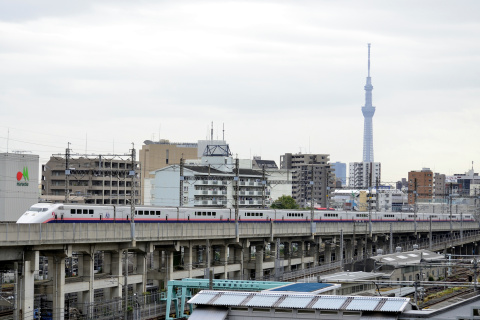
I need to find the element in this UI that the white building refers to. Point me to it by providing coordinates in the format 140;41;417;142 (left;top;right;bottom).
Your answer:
348;162;381;188
0;153;39;221
148;154;291;208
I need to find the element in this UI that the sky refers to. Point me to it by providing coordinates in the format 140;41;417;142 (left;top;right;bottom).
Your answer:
1;0;479;184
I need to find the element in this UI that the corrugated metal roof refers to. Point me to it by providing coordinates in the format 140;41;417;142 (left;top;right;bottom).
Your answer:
188;292;218;304
245;294;281;307
346;297;380;311
312;296;348;310
278;296;313;308
189;307;228;320
212;292;250;306
380;299;409;312
188;290;409;313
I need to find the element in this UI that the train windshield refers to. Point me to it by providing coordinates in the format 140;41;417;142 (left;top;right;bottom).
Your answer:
28;207;48;212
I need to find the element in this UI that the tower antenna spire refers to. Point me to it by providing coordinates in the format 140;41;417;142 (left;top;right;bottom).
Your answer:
368;43;371;77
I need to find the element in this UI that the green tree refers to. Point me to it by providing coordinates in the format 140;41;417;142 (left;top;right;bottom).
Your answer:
271;195;299;209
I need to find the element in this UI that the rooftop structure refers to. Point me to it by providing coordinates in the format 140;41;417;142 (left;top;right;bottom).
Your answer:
362;43;376;162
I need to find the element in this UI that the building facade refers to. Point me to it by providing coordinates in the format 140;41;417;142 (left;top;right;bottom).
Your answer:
407;168;434;205
0;153;39;221
332;161;347;186
42;154;140;205
280;153;334;208
348;162;381;189
139;139;198;204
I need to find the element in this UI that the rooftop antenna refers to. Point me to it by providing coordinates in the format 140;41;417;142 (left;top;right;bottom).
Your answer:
368;43;371;77
223;123;225;141
211;121;213;141
6;128;9;153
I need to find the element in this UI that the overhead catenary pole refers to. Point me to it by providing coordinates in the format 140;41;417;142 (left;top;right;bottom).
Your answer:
129;143;136;245
262;165;266;208
65;142;71;203
235;157;239;242
179;156;184;207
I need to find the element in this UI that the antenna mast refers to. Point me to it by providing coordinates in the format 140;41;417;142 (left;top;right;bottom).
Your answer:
368;43;371;77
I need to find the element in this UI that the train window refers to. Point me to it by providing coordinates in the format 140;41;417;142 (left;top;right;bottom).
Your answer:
71;209;75;214
139;211;143;215
255;213;259;216
260;213;263;216
202;212;206;216
89;210;94;214
207;212;211;216
83;209;88;214
247;212;250;216
212;212;216;216
77;209;82;214
156;211;161;215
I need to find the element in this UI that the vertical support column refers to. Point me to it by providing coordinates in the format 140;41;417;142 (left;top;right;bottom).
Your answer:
356;238;364;260
255;245;264;280
21;251;38;320
80;252;94;317
165;250;174;284
325;243;332;264
184;244;193;278
300;241;306;269
284;241;292;272
366;239;373;257
234;246;244;280
136;253;147;294
48;255;65;320
219;244;228;279
345;240;353;262
110;251;123;300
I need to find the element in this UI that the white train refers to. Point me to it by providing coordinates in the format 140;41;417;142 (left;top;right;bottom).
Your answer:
16;203;476;224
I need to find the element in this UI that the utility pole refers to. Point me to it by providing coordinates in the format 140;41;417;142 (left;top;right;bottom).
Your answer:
129;143;136;245
310;165;314;222
262;165;266;208
179;156;184;207
65;142;71;203
414;178;418;237
235;157;239;242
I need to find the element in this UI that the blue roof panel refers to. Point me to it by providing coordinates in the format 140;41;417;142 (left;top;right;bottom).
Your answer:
270;283;333;292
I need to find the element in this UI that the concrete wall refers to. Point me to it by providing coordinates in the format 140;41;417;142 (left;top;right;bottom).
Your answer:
0;153;39;221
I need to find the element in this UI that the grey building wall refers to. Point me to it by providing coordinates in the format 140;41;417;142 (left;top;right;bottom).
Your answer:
0;153;39;221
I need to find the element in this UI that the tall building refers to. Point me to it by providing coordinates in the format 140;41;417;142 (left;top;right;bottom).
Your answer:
332;162;347;186
348;162;381;189
362;43;376;163
42;153;140;205
407;168;433;205
280;153;334;208
0;153;39;221
139;139;198;204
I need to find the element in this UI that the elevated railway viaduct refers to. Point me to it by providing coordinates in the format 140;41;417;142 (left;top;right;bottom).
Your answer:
0;220;479;319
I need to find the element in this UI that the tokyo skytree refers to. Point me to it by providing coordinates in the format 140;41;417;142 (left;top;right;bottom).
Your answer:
362;43;375;162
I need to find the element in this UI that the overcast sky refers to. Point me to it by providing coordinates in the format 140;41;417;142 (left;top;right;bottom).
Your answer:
1;0;479;183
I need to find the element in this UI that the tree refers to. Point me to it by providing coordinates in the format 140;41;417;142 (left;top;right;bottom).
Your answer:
271;195;299;209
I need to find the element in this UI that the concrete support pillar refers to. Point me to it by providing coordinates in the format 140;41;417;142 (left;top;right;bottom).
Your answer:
356;239;364;260
220;245;228;279
47;255;65;320
284;242;292;272
165;250;174;283
103;252;112;274
255;245;264;280
79;253;95;316
345;240;353;262
270;242;277;260
366;240;373;257
184;244;193;278
325;243;332;264
21;251;38;320
136;253;147;294
335;241;341;262
234;246;244;280
300;241;306;269
108;251;122;300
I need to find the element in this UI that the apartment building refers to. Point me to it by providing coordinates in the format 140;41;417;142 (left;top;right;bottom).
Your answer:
280;153;334;208
139;139;198;204
42;154;140;205
407;168;433;205
348;162;381;189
